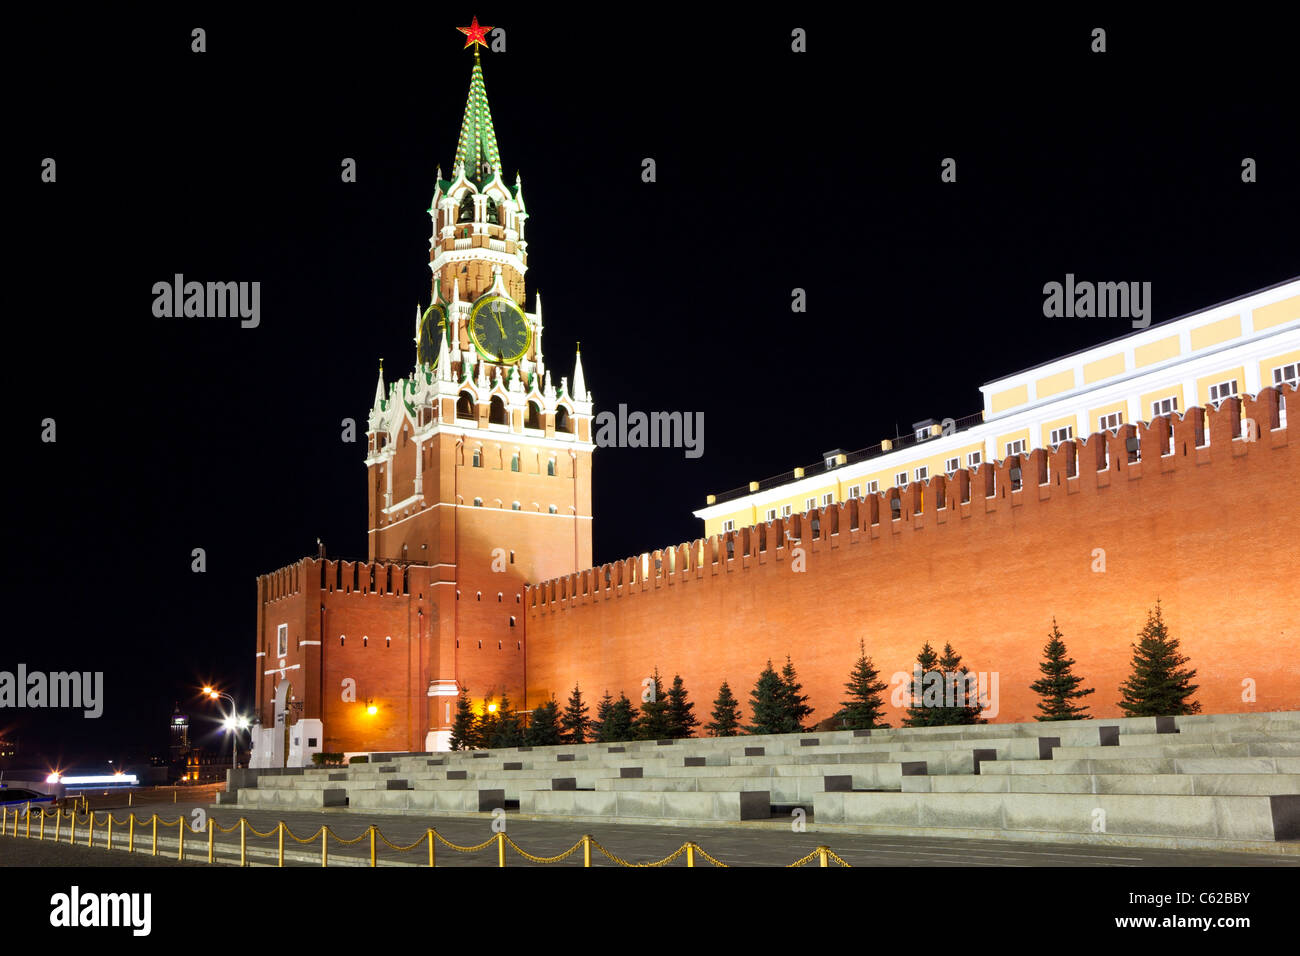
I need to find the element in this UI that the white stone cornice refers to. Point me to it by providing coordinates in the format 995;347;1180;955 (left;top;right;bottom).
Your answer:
429;247;527;277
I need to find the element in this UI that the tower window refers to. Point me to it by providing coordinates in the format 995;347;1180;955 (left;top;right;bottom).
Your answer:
805;497;816;512
555;406;572;433
548;504;558;514
497;592;503;602
764;508;776;522
914;466;928;482
781;504;792;518
485;197;499;225
457;392;475;420
821;493;833;506
509;616;516;627
489;396;509;426
944;458;959;475
895;472;908;489
721;519;735;532
512;501;521;511
1098;412;1124;433
1049;426;1074;449
1004;439;1026;458
363;636;368;648
472;449;482;468
1274;363;1299;388
458;192;475;223
525;402;542;430
510;550;515;564
547;459;556;476
473;497;483;506
966;452;982;469
385;636;391;648
339;635;345;646
511;454;520;472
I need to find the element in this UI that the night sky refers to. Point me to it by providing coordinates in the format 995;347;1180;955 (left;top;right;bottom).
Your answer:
9;9;1298;769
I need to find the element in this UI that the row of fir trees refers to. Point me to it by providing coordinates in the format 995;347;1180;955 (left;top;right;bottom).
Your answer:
447;601;1200;748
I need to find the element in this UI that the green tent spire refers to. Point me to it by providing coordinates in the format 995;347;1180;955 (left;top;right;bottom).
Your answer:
454;49;501;183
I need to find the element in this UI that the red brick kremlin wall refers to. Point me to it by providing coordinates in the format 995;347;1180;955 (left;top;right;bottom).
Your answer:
524;388;1300;727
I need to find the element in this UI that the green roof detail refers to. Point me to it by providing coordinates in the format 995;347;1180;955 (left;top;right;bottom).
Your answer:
454;52;501;183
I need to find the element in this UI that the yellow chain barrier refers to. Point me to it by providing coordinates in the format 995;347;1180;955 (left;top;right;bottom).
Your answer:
788;847;820;867
431;830;498;853
503;834;585;864
8;805;852;868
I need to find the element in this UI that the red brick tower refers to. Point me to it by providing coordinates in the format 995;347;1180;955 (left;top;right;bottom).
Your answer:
363;36;594;748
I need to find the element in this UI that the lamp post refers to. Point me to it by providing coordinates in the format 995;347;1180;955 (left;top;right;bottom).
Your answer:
203;687;249;779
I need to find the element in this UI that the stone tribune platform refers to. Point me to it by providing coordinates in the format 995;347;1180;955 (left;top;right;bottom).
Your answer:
227;711;1300;853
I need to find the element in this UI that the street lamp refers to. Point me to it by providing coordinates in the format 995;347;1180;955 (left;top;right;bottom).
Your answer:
203;686;247;776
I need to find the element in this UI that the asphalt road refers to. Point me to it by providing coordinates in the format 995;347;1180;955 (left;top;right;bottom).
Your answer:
2;799;1296;867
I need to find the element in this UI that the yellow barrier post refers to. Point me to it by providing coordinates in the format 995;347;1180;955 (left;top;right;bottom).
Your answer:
128;792;133;807
54;808;62;843
583;834;591;867
178;820;185;862
87;812;95;847
173;790;177;804
686;843;695;868
25;806;32;839
2;807;7;834
427;828;435;868
40;809;46;841
151;815;158;856
240;818;247;867
107;814;114;852
208;819;215;864
128;814;135;853
277;822;285;868
369;826;376;867
497;831;506;868
69;810;76;845
322;828;328;868
818;847;829;867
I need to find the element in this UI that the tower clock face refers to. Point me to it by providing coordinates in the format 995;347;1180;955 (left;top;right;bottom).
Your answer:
418;304;446;367
468;295;531;364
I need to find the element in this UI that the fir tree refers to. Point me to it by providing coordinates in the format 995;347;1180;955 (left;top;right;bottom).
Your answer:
746;661;786;735
637;668;672;740
604;693;639;742
665;674;699;738
840;639;891;730
1118;601;1201;716
706;681;742;737
933;642;986;726
487;692;524;748
476;694;500;745
449;689;478;751
779;656;815;733
559;684;590;745
902;642;942;728
1030;618;1095;720
591;690;615;742
525;697;562;746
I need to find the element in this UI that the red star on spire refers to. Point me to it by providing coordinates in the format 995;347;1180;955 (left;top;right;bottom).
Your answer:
458;16;491;50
